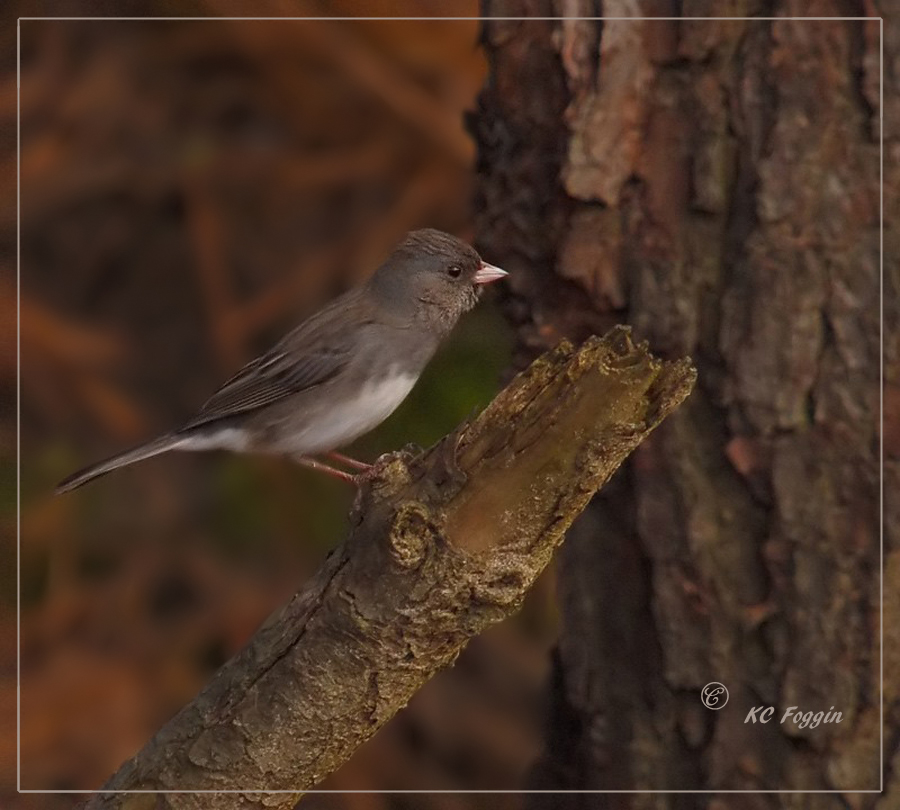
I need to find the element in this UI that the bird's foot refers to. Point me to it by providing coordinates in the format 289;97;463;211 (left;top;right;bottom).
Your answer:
296;457;357;483
326;451;373;471
296;452;376;485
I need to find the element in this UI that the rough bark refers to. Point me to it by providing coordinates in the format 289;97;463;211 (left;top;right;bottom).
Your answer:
474;0;889;802
81;327;695;809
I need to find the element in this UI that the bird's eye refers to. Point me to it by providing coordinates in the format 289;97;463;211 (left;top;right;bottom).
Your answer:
447;265;462;278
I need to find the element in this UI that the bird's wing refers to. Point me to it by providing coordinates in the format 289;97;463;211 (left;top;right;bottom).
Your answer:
179;290;368;430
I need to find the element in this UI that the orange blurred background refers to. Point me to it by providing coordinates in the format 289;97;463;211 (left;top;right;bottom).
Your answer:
6;5;558;808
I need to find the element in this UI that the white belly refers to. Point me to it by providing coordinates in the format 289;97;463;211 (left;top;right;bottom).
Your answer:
289;372;418;454
174;373;418;457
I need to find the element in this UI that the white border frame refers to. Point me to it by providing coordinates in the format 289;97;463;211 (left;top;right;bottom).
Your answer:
16;13;885;796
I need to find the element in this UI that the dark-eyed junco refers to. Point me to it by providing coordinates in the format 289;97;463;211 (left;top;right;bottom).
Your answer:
56;229;507;493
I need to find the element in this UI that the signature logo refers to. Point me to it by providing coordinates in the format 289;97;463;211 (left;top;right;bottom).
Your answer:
701;682;729;710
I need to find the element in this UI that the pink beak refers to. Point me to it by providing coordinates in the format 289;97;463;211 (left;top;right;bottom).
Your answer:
473;261;508;285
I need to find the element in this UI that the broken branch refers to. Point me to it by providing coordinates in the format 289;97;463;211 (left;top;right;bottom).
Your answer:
83;326;695;808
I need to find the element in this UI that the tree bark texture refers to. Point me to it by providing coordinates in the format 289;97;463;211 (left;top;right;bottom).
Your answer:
82;328;694;809
473;1;889;801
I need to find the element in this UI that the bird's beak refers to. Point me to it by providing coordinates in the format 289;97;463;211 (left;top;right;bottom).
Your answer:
473;261;508;285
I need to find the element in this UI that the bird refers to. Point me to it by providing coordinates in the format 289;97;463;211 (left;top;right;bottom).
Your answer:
56;228;507;494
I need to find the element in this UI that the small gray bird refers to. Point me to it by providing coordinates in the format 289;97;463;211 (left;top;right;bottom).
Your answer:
56;229;507;494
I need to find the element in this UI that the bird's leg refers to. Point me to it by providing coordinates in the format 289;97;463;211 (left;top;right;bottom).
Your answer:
327;451;372;471
295;456;357;483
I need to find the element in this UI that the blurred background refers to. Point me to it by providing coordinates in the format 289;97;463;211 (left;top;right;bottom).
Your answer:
7;5;556;807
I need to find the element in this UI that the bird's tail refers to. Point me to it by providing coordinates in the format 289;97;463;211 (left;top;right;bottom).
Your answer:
55;434;184;495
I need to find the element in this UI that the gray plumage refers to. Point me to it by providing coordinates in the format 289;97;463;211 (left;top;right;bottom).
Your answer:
56;229;506;494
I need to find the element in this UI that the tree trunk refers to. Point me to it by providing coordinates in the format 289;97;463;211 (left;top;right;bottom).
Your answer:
473;2;891;801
